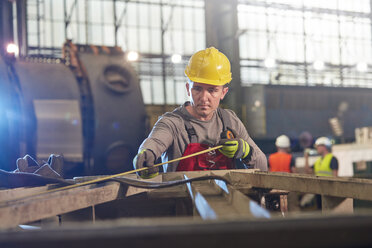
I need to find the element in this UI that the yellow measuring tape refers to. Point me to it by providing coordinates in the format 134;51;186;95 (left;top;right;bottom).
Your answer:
2;145;223;203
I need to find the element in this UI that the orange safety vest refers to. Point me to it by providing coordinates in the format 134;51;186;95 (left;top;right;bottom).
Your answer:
268;152;292;173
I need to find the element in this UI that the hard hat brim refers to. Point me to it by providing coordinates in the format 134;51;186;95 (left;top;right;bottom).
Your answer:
185;74;231;86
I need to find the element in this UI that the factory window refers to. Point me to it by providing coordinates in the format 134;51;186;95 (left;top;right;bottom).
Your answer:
25;0;205;105
238;0;372;87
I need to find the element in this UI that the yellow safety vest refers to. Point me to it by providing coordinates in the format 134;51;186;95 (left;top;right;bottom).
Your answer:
314;153;334;177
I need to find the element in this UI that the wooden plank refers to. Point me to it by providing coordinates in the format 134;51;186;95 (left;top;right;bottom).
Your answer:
159;169;257;197
125;174;162;197
229;171;372;201
147;185;188;198
0;185;51;202
148;170;252;199
0;182;121;229
73;174;163;198
162;169;257;182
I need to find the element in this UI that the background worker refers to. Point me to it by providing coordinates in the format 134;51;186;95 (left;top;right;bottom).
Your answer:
305;136;338;177
304;136;338;209
268;135;298;211
133;47;267;178
268;135;296;173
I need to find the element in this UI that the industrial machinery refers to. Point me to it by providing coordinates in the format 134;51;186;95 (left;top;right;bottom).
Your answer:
0;56;21;171
0;44;147;176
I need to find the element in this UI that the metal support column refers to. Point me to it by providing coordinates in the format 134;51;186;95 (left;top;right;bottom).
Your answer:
16;0;28;57
0;0;14;56
204;0;242;117
160;0;168;109
370;0;372;71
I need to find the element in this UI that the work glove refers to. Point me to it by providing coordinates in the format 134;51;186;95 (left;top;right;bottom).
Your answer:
133;149;159;179
218;138;251;160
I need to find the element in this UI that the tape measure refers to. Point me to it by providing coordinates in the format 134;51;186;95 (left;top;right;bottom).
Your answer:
221;129;235;140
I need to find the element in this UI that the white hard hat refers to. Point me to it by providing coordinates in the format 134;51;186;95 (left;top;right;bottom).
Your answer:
275;135;290;148
315;137;332;148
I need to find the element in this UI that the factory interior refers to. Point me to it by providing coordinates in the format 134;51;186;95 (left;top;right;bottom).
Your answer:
1;0;372;247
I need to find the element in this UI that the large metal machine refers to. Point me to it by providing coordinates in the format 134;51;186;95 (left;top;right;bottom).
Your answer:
13;58;83;164
0;57;21;171
0;44;147;176
68;44;147;175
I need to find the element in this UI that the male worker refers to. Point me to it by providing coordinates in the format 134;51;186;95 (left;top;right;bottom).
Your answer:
133;47;267;178
303;136;338;209
268;135;296;173
268;135;299;211
304;136;338;177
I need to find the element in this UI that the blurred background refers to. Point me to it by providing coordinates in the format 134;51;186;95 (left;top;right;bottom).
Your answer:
1;0;372;177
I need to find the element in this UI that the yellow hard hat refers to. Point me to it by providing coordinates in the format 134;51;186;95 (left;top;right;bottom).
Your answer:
185;47;232;86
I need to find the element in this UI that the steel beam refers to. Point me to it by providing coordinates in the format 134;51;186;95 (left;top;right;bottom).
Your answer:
204;0;242;117
0;181;122;229
0;0;14;55
16;0;28;57
184;174;270;220
229;171;372;201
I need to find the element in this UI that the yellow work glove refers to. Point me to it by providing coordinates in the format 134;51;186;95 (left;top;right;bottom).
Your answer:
133;149;159;179
218;138;250;160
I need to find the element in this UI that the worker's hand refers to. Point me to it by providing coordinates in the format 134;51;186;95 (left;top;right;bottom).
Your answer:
133;149;159;179
218;138;250;160
304;149;309;159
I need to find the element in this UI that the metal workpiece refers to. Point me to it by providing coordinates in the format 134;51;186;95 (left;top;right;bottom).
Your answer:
1;169;372;247
0;181;122;229
230;170;372;201
1;43;147;176
12;59;83;163
2;169;371;229
184;174;270;220
0;56;21;171
1;170;372;247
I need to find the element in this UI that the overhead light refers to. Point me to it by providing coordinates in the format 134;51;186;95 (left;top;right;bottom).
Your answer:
313;60;324;71
126;51;139;61
264;57;276;68
329;117;343;137
356;62;368;72
6;43;19;55
171;54;182;64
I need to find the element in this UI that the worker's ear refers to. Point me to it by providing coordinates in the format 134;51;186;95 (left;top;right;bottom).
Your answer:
220;86;229;100
186;81;191;96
